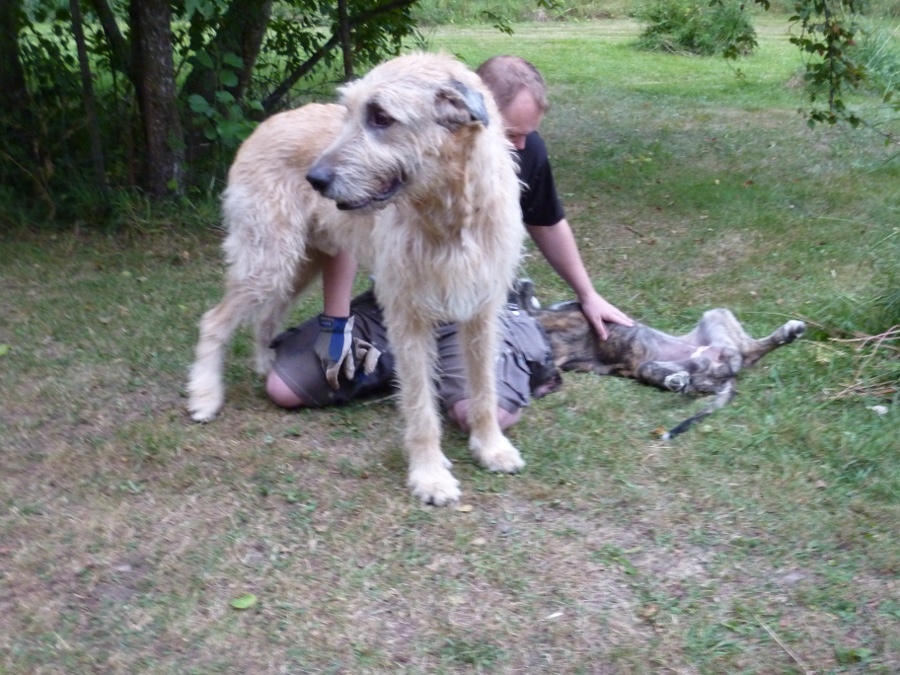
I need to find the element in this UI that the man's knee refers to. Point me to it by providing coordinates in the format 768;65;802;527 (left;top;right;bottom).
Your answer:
448;399;522;433
266;370;309;408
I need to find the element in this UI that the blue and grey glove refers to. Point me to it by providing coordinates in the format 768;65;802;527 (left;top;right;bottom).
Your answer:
314;314;356;389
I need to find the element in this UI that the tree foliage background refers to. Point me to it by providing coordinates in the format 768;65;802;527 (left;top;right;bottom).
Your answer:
0;0;896;225
0;0;421;219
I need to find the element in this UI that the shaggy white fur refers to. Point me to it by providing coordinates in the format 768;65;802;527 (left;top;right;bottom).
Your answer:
188;53;526;505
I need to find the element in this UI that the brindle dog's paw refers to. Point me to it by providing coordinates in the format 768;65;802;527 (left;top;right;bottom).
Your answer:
780;320;806;344
664;371;691;393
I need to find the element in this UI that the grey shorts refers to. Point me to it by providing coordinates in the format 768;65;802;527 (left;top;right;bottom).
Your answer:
270;289;554;413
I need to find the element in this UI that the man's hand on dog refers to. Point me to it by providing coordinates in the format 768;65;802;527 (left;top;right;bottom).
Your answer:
580;291;634;340
315;314;356;388
353;337;382;376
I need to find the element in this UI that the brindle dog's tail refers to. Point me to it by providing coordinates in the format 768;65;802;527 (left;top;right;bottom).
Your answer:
661;379;736;440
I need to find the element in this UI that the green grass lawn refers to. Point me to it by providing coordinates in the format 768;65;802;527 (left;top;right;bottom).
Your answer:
1;19;898;674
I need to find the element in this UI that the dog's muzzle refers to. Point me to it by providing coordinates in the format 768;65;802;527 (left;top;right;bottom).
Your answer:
307;162;404;211
306;162;335;195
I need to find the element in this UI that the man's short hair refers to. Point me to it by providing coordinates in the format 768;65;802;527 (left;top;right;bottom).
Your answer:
476;55;549;114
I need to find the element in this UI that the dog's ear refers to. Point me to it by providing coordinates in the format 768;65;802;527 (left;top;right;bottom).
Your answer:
435;79;489;130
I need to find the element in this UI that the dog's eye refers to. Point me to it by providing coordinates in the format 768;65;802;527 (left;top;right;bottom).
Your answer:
367;104;394;129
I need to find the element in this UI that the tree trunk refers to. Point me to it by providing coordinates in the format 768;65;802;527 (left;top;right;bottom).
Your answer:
88;0;132;79
70;0;108;195
130;0;184;197
0;0;42;198
0;0;29;128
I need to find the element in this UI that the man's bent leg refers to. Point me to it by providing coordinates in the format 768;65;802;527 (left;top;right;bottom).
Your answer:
448;400;521;433
436;309;537;431
266;370;309;408
267;289;394;408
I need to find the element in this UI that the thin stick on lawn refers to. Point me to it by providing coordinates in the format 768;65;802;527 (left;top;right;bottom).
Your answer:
752;611;814;675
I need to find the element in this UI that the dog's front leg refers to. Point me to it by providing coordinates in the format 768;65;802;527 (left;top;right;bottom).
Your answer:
635;359;695;393
459;311;525;474
389;319;461;506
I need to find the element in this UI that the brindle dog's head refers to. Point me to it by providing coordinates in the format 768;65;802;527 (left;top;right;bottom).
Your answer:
509;278;541;313
509;279;563;398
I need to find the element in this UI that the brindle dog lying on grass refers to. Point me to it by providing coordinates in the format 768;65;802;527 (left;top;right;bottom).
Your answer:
513;280;806;439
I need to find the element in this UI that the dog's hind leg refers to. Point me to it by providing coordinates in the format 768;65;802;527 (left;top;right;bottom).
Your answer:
681;308;746;347
188;286;256;422
740;320;806;367
188;235;313;422
459;310;525;474
251;250;326;375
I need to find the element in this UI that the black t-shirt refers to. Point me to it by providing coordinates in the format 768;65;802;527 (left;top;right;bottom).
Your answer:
517;131;565;227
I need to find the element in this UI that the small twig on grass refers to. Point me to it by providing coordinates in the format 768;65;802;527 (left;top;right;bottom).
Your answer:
751;612;814;675
358;392;398;406
829;381;898;400
54;632;72;651
624;225;647;239
829;326;900;353
828;326;900;400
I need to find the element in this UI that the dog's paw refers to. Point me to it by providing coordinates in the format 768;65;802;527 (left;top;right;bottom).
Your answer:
188;398;221;423
664;371;691;393
469;435;526;474
187;365;224;422
408;464;461;506
779;320;806;344
187;386;223;423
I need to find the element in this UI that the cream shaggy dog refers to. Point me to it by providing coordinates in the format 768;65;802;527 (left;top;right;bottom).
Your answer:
188;53;526;505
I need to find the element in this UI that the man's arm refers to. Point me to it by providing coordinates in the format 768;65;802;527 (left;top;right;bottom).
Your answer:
322;249;358;317
315;249;359;388
526;219;633;339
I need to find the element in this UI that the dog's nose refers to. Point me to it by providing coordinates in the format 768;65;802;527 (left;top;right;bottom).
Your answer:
306;163;335;193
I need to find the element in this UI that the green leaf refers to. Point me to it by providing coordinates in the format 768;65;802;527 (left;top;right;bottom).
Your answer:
188;94;212;114
223;53;244;69
230;593;258;610
219;70;239;88
0;344;9;357
184;0;205;17
195;50;213;69
215;90;236;105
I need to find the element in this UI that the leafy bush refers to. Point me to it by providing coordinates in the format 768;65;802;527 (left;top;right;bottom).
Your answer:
850;20;900;94
634;0;758;57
